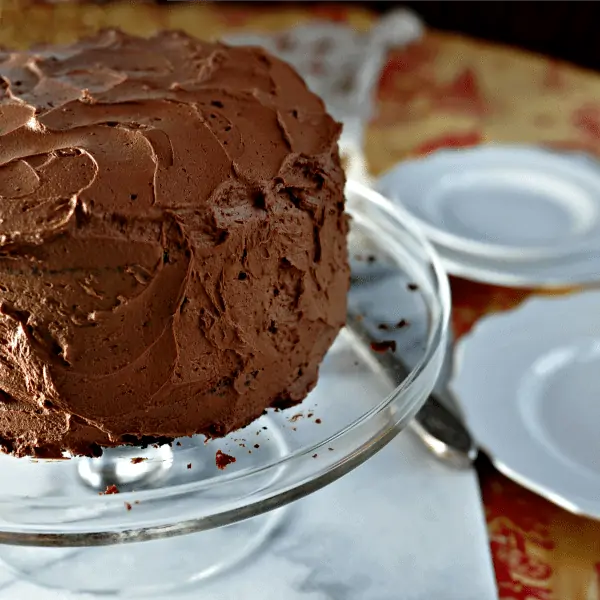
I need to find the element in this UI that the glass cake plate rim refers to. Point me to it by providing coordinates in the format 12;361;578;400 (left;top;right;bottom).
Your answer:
0;180;451;546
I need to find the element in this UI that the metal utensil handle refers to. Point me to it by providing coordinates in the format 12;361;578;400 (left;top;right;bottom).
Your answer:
412;392;478;469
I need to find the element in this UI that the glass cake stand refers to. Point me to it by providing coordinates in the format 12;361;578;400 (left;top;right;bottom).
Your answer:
0;181;450;597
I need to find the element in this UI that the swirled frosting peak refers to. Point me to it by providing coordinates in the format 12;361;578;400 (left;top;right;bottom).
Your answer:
0;30;349;458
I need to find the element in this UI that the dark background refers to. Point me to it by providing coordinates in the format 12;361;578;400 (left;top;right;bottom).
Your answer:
238;1;600;71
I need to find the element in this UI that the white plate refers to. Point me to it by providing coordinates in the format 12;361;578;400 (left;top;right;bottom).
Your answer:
451;290;600;518
377;146;600;287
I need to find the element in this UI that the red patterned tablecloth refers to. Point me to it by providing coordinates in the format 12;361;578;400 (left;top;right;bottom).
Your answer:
3;2;600;598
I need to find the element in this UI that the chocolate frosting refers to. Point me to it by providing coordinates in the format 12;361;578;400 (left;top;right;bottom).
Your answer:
0;30;349;458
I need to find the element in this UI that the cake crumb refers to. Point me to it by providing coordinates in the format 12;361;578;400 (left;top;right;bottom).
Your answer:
187;463;192;469
130;457;147;464
312;453;318;458
124;502;132;511
328;447;334;451
99;484;119;495
379;320;409;330
215;449;236;470
254;444;260;449
370;340;397;353
315;418;322;424
176;441;182;447
407;282;419;291
289;413;303;423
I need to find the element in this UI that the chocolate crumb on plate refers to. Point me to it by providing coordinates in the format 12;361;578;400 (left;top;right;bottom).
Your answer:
125;502;132;511
370;340;397;353
130;457;147;464
315;418;322;424
99;484;119;495
379;319;409;331
215;449;236;470
187;463;192;469
407;282;419;291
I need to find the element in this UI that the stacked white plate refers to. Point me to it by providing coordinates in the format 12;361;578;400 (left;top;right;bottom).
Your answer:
377;145;600;287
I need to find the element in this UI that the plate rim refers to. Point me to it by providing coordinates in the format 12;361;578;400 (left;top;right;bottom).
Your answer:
451;289;600;520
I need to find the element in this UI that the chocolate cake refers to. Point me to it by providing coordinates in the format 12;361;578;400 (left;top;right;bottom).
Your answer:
0;30;349;458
